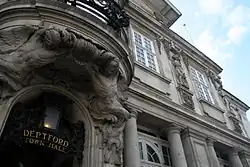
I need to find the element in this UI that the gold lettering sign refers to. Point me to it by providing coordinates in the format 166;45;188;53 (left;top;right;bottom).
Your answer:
23;130;70;153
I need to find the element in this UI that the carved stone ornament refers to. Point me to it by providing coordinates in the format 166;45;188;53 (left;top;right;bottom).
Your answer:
0;25;130;166
171;53;189;89
161;39;194;109
230;116;243;134
207;69;223;91
0;26;76;93
165;41;189;88
155;35;163;55
72;41;129;166
177;86;194;109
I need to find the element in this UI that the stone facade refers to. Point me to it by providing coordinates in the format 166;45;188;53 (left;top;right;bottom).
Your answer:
0;0;249;167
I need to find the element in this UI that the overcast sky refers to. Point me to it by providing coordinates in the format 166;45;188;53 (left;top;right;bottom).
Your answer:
169;0;250;121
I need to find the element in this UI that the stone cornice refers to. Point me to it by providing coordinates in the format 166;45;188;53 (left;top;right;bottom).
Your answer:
220;89;250;112
166;30;223;74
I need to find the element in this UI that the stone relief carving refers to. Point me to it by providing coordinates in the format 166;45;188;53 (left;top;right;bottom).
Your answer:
178;86;194;109
162;39;194;109
0;26;76;94
69;31;129;165
207;70;223;92
171;53;189;88
0;25;129;166
222;96;243;134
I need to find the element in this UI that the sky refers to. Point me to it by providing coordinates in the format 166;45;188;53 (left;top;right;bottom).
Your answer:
169;0;250;121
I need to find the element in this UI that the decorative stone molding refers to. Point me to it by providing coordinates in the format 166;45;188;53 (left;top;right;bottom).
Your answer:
206;137;216;147
166;123;182;134
155;35;163;55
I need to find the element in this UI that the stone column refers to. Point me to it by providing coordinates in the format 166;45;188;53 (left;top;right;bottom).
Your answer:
167;125;188;167
124;109;140;167
239;151;250;167
229;148;244;167
206;138;220;167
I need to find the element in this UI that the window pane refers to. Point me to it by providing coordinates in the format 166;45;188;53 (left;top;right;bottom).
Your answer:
43;106;60;130
133;30;158;72
195;82;206;100
162;146;172;166
135;46;146;65
146;51;156;71
146;144;160;164
190;68;198;81
134;32;143;46
144;37;153;52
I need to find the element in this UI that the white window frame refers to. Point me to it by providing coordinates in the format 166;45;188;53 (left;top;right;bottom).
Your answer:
138;132;172;167
131;29;160;73
190;67;215;104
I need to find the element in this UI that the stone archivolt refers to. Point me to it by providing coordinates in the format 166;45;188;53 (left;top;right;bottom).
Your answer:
0;25;130;166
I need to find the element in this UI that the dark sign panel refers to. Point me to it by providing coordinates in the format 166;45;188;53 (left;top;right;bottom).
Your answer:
23;130;70;153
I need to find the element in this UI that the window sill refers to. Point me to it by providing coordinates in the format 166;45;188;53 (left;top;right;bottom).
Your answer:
199;99;225;113
135;62;172;84
199;99;226;124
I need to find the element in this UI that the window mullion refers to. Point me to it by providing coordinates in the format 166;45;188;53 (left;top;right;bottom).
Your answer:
142;141;147;161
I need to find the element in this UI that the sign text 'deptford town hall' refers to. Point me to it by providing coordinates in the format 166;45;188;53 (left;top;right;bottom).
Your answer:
23;129;70;153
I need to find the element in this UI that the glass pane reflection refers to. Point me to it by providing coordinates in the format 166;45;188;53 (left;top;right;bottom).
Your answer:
43;106;60;130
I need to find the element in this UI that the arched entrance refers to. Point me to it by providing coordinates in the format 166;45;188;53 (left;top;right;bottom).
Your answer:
0;85;94;167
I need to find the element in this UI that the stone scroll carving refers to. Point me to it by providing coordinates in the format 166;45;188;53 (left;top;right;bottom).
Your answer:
0;25;129;166
162;39;194;109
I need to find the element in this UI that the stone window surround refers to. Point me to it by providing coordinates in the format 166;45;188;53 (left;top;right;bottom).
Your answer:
190;66;215;104
138;131;172;167
131;29;160;72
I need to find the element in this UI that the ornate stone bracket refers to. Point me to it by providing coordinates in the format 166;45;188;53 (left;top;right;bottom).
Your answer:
207;69;223;92
162;39;194;109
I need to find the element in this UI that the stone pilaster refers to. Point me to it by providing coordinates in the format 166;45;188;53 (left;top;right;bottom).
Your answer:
239;151;250;167
124;109;140;167
167;125;188;167
229;148;244;167
206;138;220;167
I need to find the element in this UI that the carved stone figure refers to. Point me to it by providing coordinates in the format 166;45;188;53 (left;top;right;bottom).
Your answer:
71;38;129;123
0;26;76;92
172;54;189;88
102;123;124;165
214;75;223;91
207;70;223;91
71;37;129;165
